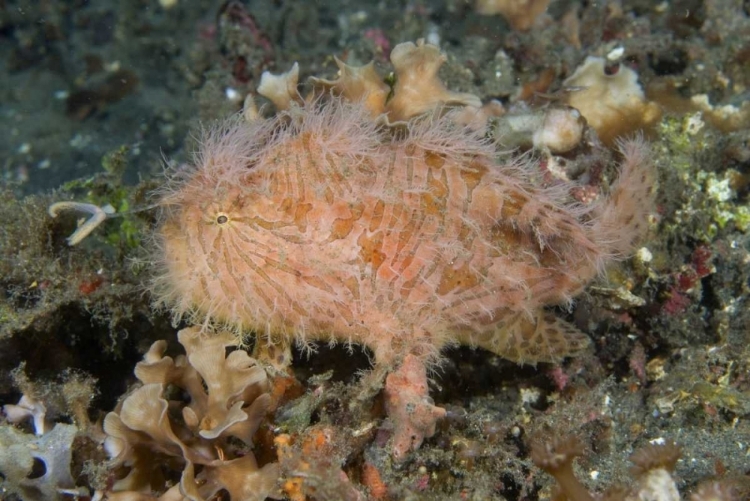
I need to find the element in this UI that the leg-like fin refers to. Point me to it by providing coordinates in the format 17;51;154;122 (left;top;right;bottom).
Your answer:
462;310;590;364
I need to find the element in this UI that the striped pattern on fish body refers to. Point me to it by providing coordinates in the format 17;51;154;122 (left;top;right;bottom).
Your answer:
153;101;655;367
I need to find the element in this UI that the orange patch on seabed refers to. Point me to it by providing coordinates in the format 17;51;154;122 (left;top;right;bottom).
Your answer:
267;373;304;412
275;434;306;501
361;461;388;500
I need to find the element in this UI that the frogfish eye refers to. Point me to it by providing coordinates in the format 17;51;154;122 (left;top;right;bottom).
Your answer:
216;214;229;225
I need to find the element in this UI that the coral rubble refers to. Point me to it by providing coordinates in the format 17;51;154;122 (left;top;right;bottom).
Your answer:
532;436;742;501
2;0;750;499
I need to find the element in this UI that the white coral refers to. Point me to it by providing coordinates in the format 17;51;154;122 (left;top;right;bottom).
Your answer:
103;326;280;501
263;39;483;123
563;56;661;145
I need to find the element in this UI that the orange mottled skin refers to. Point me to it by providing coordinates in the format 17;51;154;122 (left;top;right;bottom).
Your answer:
152;100;656;457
